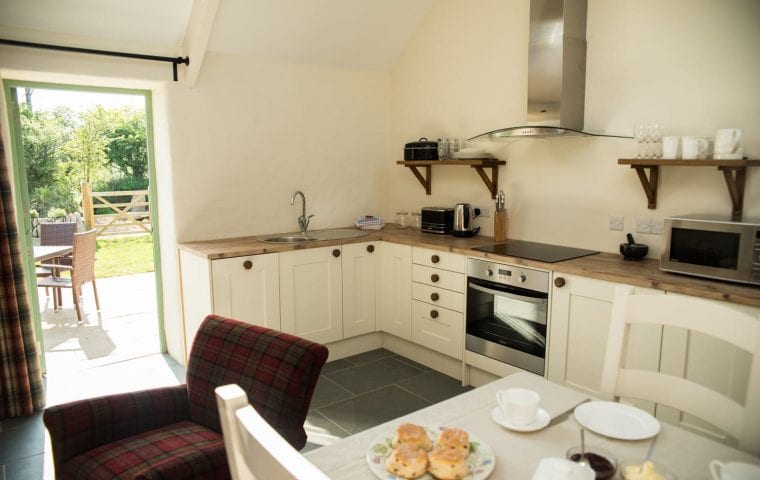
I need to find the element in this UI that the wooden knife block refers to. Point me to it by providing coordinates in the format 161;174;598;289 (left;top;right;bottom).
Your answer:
494;210;507;242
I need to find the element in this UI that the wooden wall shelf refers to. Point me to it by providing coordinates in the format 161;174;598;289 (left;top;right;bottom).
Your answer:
618;158;760;217
397;159;507;198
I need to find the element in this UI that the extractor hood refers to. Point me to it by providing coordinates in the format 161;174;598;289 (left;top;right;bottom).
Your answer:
470;0;627;140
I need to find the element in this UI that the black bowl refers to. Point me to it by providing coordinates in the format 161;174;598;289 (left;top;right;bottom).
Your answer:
620;243;648;260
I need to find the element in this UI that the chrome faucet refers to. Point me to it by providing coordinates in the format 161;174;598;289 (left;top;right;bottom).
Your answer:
290;190;314;235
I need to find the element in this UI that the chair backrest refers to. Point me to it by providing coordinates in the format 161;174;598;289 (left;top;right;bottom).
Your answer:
70;229;98;286
600;285;760;454
40;222;77;246
186;315;328;449
216;384;331;480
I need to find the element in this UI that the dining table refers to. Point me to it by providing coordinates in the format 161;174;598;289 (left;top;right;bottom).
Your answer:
33;244;73;262
305;371;760;479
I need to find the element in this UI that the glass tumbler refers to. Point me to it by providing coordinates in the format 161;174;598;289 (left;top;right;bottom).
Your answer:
410;212;421;229
396;211;409;228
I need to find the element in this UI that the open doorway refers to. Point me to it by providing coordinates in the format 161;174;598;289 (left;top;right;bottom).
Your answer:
4;81;165;405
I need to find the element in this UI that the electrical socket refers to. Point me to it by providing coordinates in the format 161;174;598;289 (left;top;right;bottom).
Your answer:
475;206;491;218
650;218;664;235
636;217;652;234
608;214;624;231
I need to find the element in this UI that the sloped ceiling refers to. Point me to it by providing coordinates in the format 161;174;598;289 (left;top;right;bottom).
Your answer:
0;0;434;71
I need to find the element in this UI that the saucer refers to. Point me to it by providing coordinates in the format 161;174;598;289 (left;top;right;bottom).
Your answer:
491;406;550;432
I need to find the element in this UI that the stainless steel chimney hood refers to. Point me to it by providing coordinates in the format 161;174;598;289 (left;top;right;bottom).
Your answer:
470;0;628;141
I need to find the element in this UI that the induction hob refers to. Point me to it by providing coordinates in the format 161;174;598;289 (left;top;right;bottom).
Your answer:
471;240;599;263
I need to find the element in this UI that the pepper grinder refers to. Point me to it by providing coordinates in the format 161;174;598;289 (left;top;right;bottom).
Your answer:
494;190;507;242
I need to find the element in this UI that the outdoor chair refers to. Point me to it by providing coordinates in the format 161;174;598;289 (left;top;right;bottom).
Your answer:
600;285;760;455
37;228;100;323
36;222;78;287
43;315;329;480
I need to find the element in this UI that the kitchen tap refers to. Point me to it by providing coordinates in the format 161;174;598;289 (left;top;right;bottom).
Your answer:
290;190;314;235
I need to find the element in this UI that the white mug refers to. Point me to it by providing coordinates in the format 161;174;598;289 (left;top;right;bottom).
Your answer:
497;388;540;425
662;136;680;159
709;460;760;480
682;136;709;160
714;129;743;159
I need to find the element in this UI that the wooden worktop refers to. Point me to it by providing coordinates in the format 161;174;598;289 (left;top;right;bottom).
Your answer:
178;225;760;308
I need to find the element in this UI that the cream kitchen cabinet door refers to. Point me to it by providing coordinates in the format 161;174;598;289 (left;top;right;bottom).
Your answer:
342;242;377;339
279;246;343;344
547;274;662;401
376;242;412;340
211;253;281;330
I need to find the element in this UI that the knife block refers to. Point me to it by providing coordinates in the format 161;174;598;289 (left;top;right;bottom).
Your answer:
494;210;507;242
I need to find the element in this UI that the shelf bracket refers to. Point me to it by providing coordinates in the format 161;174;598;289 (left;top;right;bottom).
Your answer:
631;165;659;209
718;166;747;218
471;164;499;199
405;164;432;195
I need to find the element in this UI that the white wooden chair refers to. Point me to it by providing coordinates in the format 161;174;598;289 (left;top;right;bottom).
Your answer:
215;384;331;480
600;285;760;455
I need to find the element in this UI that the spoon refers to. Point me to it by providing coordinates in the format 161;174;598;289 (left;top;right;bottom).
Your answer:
580;427;587;466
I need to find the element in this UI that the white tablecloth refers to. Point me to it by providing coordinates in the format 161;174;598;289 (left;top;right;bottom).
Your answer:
305;372;759;479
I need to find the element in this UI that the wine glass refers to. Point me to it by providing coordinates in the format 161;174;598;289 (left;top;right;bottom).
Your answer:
634;123;650;158
650;123;663;158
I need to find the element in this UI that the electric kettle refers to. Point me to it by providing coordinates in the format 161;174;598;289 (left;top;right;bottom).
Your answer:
453;203;480;237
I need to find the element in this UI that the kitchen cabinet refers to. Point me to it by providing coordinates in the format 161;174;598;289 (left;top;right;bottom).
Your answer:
279;246;343;344
342;242;377;339
178;251;280;360
547;274;662;403
410;247;465;360
376;242;412;340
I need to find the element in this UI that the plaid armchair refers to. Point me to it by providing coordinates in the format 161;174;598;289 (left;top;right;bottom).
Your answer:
43;315;329;480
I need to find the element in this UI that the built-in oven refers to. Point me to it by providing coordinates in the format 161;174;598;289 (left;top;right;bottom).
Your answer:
466;258;549;376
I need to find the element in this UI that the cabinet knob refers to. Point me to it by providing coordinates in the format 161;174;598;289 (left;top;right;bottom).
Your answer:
431;274;439;283
333;249;341;258
430;309;439;319
430;292;439;301
243;260;253;270
367;245;375;253
431;254;440;264
554;277;566;288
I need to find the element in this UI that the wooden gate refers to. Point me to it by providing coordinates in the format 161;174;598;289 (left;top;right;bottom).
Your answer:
81;181;151;236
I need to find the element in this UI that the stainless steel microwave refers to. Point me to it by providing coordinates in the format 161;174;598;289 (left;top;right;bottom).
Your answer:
661;214;760;286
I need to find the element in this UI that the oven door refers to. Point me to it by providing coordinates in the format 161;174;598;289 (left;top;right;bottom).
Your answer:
465;277;548;375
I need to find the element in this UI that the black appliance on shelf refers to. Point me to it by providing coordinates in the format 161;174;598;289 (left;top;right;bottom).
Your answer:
404;137;439;161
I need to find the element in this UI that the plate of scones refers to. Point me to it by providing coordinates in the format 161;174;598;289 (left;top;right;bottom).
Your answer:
366;423;495;480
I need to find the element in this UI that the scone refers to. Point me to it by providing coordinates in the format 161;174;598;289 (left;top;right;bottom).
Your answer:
385;444;428;479
435;427;469;454
427;445;468;480
391;423;433;450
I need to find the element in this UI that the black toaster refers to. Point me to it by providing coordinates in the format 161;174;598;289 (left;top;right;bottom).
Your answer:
421;207;454;234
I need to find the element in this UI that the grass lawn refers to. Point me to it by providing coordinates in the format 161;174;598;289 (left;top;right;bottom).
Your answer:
95;235;154;278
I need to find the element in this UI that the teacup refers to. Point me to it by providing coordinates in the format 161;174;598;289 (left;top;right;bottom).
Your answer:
662;136;680;159
682;136;709;160
497;388;540;425
714;128;743;159
709;460;760;480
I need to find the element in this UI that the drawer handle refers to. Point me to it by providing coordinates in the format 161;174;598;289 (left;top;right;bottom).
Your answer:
430;292;439;301
430;309;439;319
333;249;341;258
431;254;440;264
431;274;439;283
367;245;375;253
554;277;566;288
243;260;253;270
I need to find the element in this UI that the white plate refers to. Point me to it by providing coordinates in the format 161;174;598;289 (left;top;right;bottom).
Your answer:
491;407;550;432
366;424;495;480
574;401;660;440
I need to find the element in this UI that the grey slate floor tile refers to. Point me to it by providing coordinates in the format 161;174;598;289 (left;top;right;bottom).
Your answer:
320;358;355;375
397;370;473;404
341;348;396;366
310;375;354;409
325;357;425;395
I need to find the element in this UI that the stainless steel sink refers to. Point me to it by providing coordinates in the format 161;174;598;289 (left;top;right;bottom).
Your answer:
259;229;368;244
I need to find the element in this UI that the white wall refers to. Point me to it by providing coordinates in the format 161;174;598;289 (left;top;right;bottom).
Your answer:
164;51;390;242
388;0;760;258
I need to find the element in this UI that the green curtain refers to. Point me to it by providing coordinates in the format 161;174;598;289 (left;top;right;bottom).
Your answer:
0;125;45;418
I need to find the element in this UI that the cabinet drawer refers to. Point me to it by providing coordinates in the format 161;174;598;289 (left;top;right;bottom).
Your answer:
412;300;464;360
412;264;465;292
412;247;465;273
412;282;464;312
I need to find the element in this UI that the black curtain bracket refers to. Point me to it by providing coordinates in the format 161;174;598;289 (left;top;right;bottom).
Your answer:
0;38;189;82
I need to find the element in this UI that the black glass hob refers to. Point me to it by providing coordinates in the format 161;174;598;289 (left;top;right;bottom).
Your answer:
472;240;599;263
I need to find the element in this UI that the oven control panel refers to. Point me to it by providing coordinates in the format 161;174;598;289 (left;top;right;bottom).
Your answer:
467;258;549;293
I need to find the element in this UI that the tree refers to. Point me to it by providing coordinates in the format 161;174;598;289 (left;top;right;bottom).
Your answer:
104;108;148;181
61;106;111;186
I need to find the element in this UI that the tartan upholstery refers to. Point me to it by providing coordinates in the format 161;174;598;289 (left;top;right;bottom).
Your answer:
44;315;329;479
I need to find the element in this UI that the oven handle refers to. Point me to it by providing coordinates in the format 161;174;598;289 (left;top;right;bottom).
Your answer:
468;281;547;305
